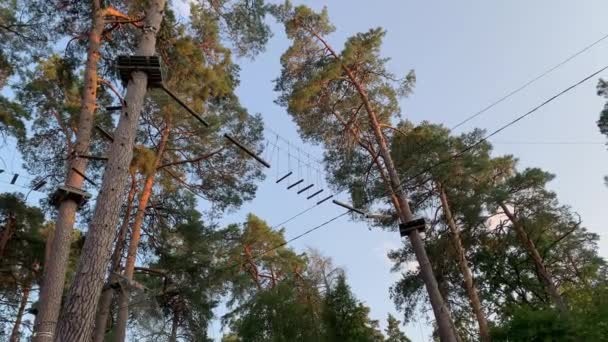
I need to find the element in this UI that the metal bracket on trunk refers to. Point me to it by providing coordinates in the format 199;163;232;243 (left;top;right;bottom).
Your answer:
399;218;427;237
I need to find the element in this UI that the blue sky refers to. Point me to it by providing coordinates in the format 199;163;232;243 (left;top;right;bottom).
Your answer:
2;0;608;340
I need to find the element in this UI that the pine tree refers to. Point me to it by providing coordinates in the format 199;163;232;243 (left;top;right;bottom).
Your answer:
390;121;492;341
385;314;411;342
323;274;384;342
0;193;45;340
270;3;458;340
54;1;169;339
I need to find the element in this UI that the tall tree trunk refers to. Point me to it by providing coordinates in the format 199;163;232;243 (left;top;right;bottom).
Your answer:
9;280;31;342
92;174;138;342
55;2;167;340
499;202;567;312
307;33;458;341
437;184;491;342
169;312;179;342
33;3;106;340
114;120;170;342
365;99;457;341
0;215;16;258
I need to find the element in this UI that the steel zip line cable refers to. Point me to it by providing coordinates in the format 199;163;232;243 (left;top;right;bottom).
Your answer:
451;31;608;131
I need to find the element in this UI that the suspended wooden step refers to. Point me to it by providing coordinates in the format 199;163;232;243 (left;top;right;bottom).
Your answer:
32;180;47;191
332;200;365;215
106;105;122;112
49;185;92;208
10;174;18;184
398;218;427;237
77;155;108;161
316;195;333;205
297;184;314;194
287;179;303;190
306;189;323;200
116;55;164;88
276;171;292;184
224;134;271;168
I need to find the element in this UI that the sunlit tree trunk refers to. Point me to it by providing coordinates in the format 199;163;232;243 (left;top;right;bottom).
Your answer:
33;3;106;340
114;120;171;342
55;1;167;340
437;183;491;341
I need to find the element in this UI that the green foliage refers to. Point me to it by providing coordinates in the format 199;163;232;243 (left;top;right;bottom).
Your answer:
17;55;113;195
0;192;46;335
0;94;28;141
597;79;608;139
491;286;608;342
385;314;411;342
388;122;608;338
228;278;322;342
220;216;385;342
190;0;271;58
272;2;415;211
324;274;384;342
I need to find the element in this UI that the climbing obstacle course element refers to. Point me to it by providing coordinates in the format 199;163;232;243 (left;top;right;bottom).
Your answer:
49;185;92;208
96;125;114;142
399;218;427;237
106;105;122;112
316;195;333;205
71;167;97;187
10;174;18;184
116;55;269;168
287;179;304;190
306;189;324;199
32;180;47;191
160;84;209;127
332;200;366;215
77;155;109;161
297;184;314;194
276;171;292;183
116;56;164;88
224;134;271;168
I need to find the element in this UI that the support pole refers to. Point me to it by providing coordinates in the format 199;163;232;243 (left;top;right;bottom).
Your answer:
71;168;97;187
224;134;271;168
159;84;209;127
332;200;366;215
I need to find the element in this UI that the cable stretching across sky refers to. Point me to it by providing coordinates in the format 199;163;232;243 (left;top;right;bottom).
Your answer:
247;62;608;263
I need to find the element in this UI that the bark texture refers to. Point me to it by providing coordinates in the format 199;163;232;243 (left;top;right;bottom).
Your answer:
91;174;138;342
55;2;167;340
114;121;170;342
500;202;567;312
33;3;105;340
438;185;491;341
